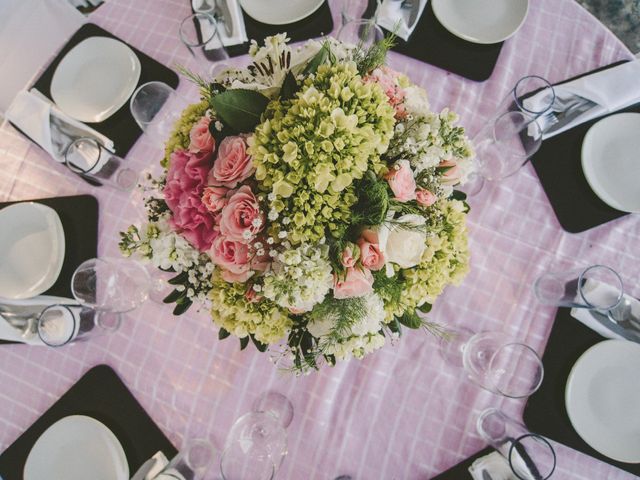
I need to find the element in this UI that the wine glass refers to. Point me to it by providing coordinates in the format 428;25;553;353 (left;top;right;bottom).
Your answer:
64;138;137;191
220;412;287;480
155;439;215;480
477;408;556;480
37;304;121;347
252;391;294;429
179;13;229;75
496;75;556;120
130;81;188;146
71;257;154;313
440;328;544;398
463;110;543;195
337;19;384;50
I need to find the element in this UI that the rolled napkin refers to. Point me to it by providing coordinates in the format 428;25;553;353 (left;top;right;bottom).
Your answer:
0;295;81;346
524;60;640;139
570;279;637;341
376;0;428;41
192;0;248;48
130;451;170;480
5;89;114;165
468;451;518;480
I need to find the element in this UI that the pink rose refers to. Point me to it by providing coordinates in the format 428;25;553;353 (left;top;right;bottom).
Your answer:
334;267;374;299
416;188;437;207
202;186;229;213
189;116;215;154
386;159;416;202
245;287;263;303
208;136;254;188
341;244;358;268
439;159;462;186
209;235;253;283
164;149;216;251
357;230;385;271
365;66;406;119
219;186;264;242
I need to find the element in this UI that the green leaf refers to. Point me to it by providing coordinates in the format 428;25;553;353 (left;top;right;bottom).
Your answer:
211;89;270;133
303;42;329;75
172;298;192;315
167;272;188;285
163;289;184;304
417;303;432;314
280;71;299;101
239;336;250;350
388;317;402;336
250;335;268;352
451;190;467;201
398;311;421;329
218;328;231;340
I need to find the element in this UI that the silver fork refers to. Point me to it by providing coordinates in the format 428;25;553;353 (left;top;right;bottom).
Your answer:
538;95;596;133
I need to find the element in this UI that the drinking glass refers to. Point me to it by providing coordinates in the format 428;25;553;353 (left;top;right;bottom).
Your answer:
179;13;229;74
155;439;215;480
337;19;384;50
534;264;623;311
36;304;121;347
252;391;294;429
130;81;187;146
71;257;153;313
440;329;544;398
463;110;543;195
64;138;137;190
477;408;556;480
220;412;286;480
496;75;556;120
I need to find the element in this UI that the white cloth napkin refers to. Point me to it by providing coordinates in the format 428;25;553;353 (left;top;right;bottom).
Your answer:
524;60;640;139
570;279;636;340
469;451;518;480
192;0;248;48
376;0;428;41
130;451;171;480
0;295;80;346
5;90;114;166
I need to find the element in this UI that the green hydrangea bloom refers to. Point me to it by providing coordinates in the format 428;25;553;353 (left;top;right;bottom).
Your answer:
249;61;395;244
162;100;210;168
209;271;292;345
378;198;470;321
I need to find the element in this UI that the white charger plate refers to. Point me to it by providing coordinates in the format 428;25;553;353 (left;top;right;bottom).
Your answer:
0;202;65;300
432;0;529;44
565;340;640;463
51;36;141;123
581;112;640;213
239;0;324;25
24;415;129;480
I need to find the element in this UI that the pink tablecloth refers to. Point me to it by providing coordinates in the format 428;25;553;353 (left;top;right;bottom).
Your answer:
1;0;638;478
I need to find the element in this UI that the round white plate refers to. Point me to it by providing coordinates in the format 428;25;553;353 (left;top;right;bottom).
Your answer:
0;202;65;299
24;415;129;480
239;0;324;25
565;340;640;463
432;0;529;44
581;113;640;213
51;37;141;123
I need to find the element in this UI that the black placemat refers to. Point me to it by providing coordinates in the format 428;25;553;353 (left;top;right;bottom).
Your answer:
531;61;635;233
523;308;640;476
363;0;504;81
430;447;493;479
219;1;334;57
31;23;180;157
0;365;177;479
0;195;98;345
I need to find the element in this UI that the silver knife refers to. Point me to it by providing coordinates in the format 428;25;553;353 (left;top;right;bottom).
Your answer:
407;0;422;29
482;470;493;480
588;309;640;343
215;0;234;37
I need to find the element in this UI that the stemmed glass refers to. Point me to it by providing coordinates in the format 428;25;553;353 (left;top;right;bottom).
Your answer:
179;13;229;75
477;408;556;480
71;257;163;314
463;111;543;195
440;329;544;398
220;393;293;480
130;81;187;146
64;137;137;191
495;75;556;121
36;304;121;347
155;439;215;480
337;19;384;50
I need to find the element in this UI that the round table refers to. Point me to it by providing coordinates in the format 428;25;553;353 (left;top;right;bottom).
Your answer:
0;0;638;478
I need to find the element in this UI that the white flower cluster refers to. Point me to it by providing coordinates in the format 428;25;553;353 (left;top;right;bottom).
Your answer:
147;216;201;271
307;294;387;360
262;243;333;312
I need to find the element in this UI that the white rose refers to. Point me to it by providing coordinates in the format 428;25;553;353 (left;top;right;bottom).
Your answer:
379;214;426;269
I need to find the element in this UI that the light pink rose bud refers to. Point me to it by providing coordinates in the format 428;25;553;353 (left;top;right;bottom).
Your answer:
357;230;385;271
416;188;437;207
189;116;215;154
209;135;254;189
385;159;417;202
202;186;229;213
333;267;374;299
209;235;253;283
340;242;360;268
439;159;462;186
219;185;264;243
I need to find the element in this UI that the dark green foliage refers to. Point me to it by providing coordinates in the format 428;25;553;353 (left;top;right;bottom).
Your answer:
210;89;270;133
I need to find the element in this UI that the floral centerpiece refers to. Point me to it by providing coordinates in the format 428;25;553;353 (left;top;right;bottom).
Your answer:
120;34;474;373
